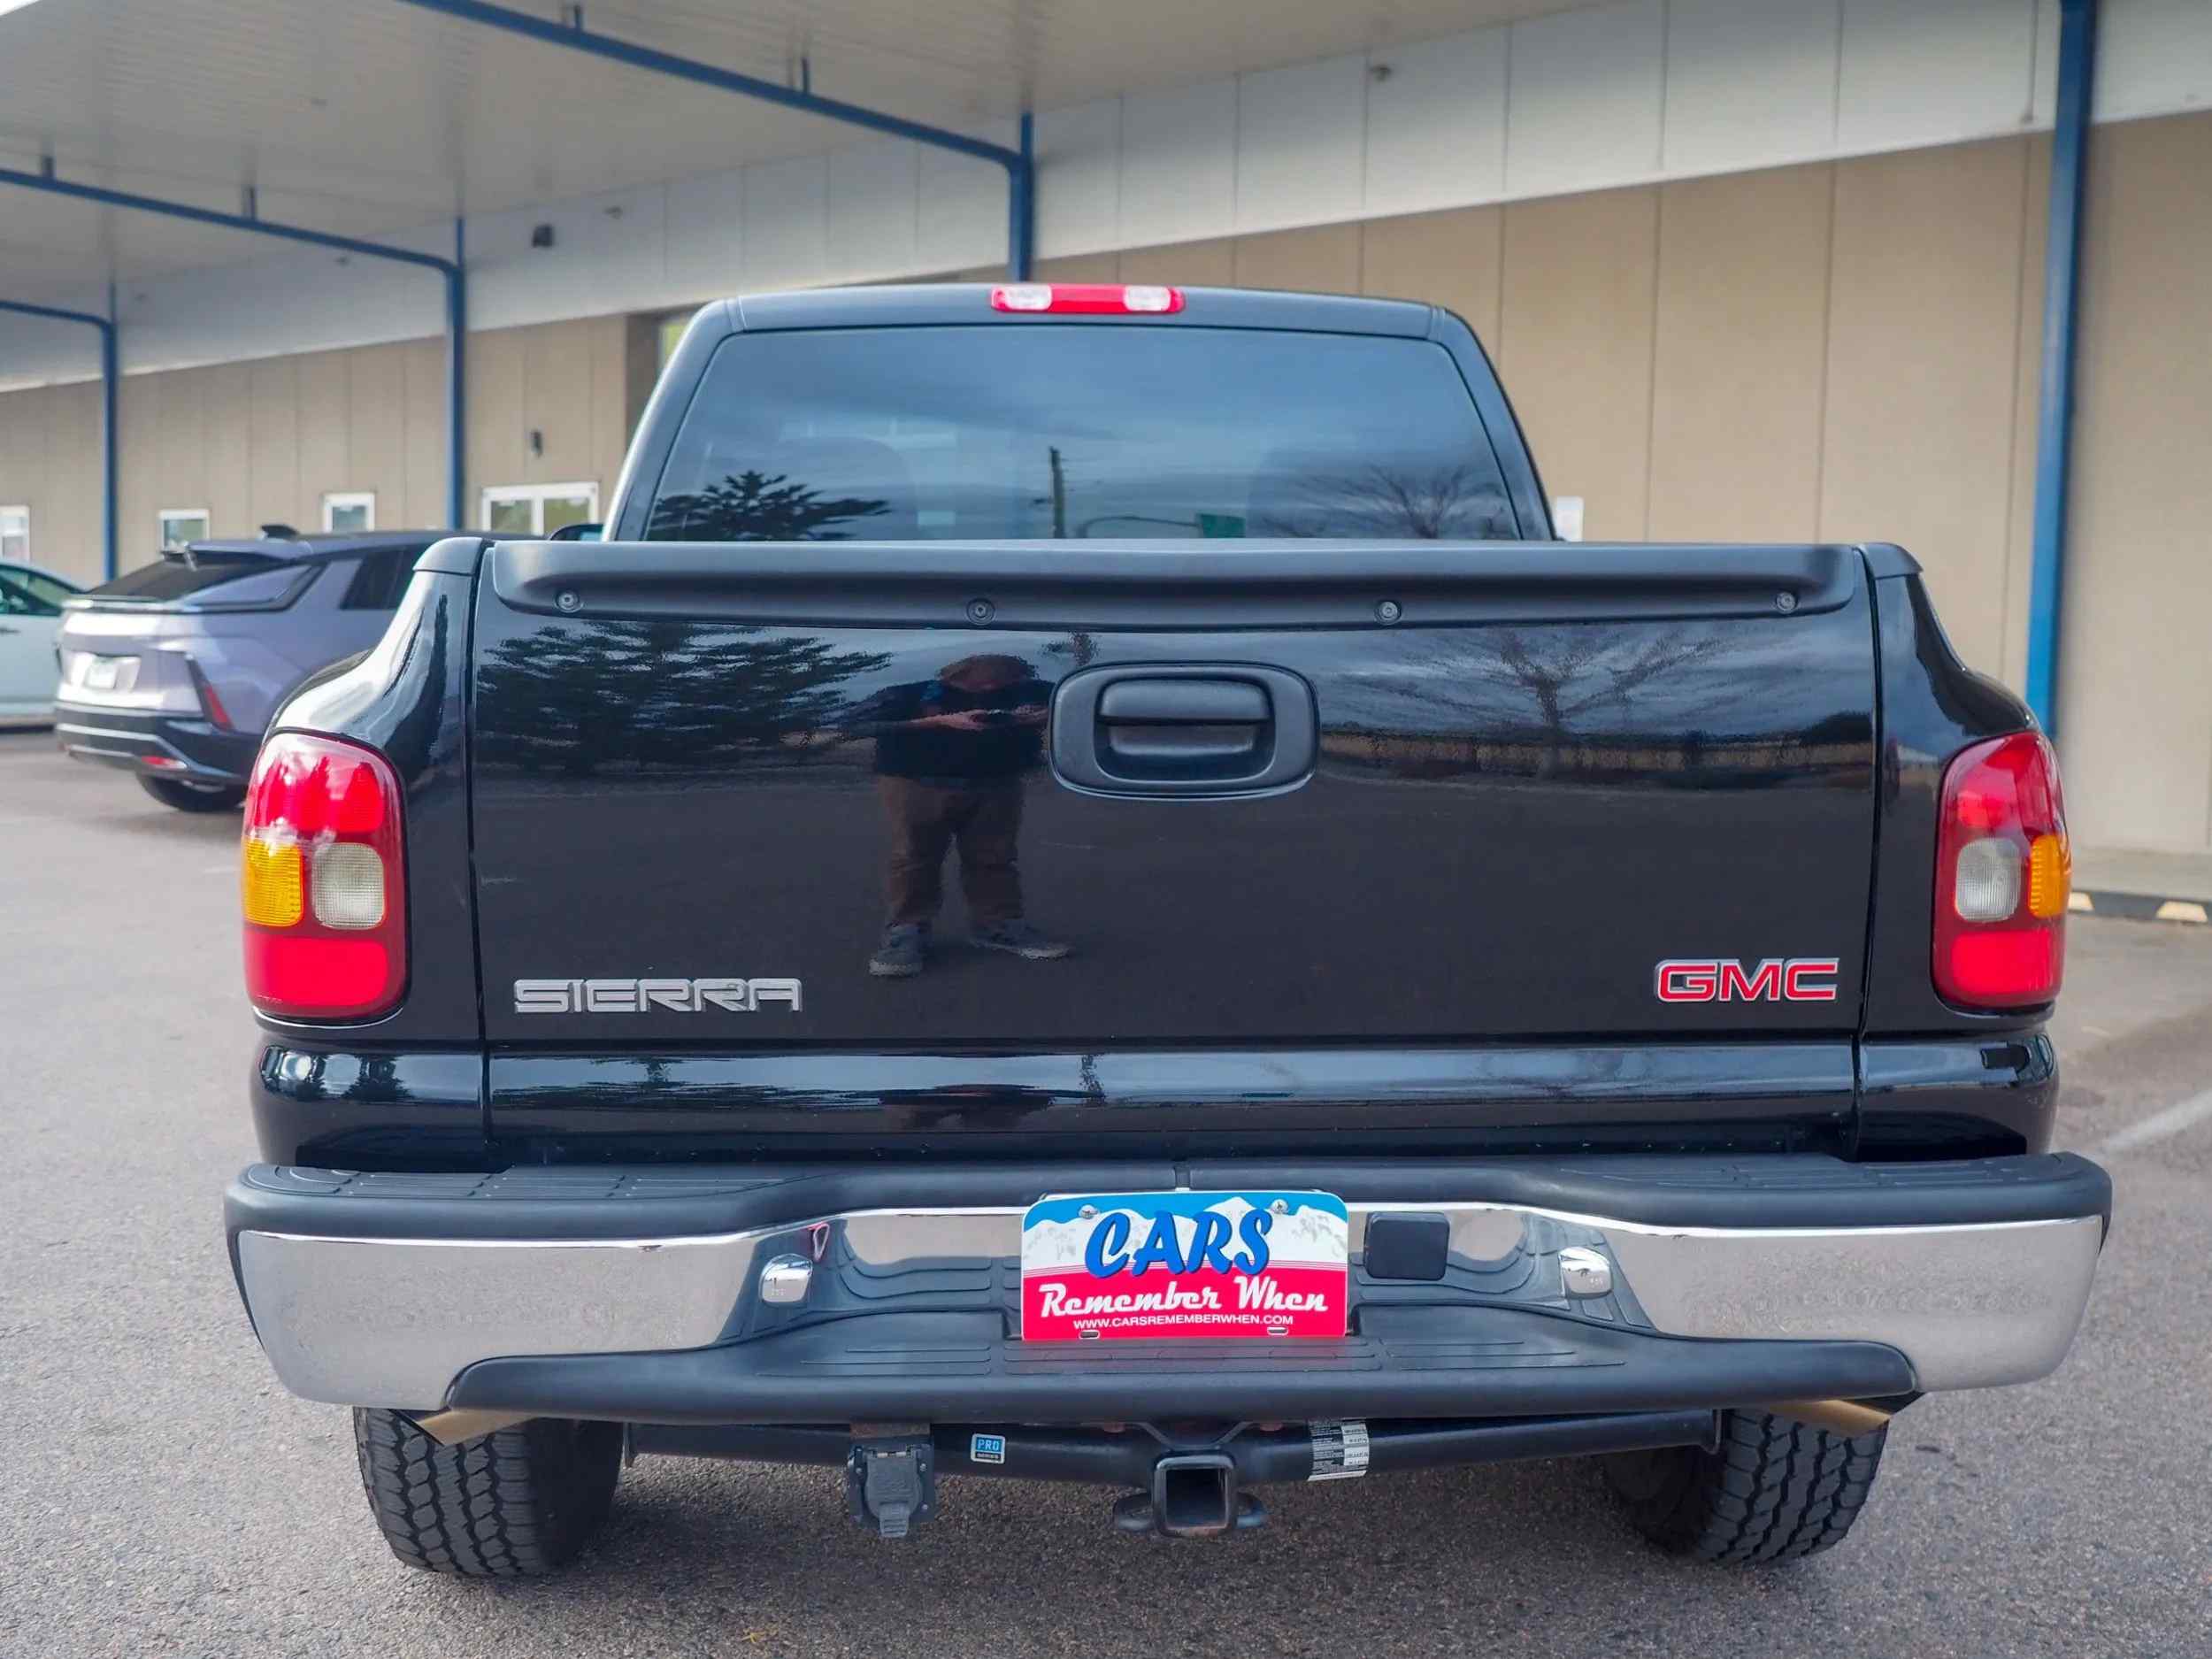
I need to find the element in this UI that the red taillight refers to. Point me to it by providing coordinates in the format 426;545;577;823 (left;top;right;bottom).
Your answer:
241;733;406;1020
186;657;234;730
1933;732;2070;1009
989;283;1184;315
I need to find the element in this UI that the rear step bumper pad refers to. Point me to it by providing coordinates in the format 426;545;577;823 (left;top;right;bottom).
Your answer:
451;1310;1916;1426
226;1152;2109;1414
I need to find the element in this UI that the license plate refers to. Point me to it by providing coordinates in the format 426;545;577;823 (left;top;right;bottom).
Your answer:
1020;1190;1349;1340
83;657;122;689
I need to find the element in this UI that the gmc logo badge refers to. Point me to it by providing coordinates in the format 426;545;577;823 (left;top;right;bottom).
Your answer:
1655;957;1839;1003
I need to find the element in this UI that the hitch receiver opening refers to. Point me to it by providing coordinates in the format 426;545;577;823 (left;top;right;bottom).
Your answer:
1113;1453;1267;1538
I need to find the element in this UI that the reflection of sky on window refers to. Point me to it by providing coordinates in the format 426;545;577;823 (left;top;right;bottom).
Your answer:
657;326;1516;542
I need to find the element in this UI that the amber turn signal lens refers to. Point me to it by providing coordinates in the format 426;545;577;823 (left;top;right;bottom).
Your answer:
2028;832;2072;919
241;834;304;929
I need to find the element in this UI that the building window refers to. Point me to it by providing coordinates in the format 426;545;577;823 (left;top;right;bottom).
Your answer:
158;508;211;549
323;492;376;534
480;482;599;537
0;505;27;562
657;313;688;371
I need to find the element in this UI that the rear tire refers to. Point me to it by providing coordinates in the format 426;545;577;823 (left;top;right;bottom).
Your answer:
1601;1408;1887;1563
136;774;246;812
352;1409;624;1578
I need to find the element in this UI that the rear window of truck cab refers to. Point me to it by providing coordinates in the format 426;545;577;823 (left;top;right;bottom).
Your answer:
645;326;1519;543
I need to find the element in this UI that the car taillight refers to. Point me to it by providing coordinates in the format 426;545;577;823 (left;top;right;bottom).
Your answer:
240;733;406;1020
184;656;233;730
989;283;1183;315
1933;732;2070;1010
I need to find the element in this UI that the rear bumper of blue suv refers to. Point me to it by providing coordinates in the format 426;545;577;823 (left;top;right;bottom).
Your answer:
53;698;257;784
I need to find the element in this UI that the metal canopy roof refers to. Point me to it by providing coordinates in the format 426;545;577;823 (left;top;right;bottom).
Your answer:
0;0;1583;303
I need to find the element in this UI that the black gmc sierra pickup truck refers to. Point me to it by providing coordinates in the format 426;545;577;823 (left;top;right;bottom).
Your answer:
226;282;2108;1577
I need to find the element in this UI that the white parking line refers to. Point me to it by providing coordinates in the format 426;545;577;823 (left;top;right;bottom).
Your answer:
2089;1088;2212;1158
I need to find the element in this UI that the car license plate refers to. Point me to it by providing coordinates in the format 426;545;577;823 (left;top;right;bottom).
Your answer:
1020;1190;1349;1340
83;656;122;689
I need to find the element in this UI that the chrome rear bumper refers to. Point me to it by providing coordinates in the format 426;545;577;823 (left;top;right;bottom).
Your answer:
229;1155;2108;1414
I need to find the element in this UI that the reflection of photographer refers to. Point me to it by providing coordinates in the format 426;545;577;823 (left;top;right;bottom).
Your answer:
847;654;1069;977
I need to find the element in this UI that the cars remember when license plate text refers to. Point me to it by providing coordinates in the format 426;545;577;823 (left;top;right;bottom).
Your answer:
1019;1190;1350;1341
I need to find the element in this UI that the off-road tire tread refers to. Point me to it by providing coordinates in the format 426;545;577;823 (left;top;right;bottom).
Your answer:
1603;1408;1886;1563
352;1409;622;1577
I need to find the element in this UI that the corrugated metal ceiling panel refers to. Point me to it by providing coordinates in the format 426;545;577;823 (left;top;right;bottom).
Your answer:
0;0;1579;292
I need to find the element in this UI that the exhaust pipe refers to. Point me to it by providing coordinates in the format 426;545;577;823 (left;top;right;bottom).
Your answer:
407;1408;533;1446
1763;1399;1893;1437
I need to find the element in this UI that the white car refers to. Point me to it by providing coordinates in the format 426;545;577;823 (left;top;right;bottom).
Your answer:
0;561;82;726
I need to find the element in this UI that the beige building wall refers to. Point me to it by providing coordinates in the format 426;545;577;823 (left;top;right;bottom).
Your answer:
1032;116;2212;851
0;317;636;588
465;315;634;522
4;113;2208;848
0;376;102;582
1028;131;2057;673
2059;113;2212;853
1647;165;1832;547
1817;138;2041;680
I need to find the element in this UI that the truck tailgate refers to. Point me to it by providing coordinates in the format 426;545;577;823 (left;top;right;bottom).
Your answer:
467;540;1877;1052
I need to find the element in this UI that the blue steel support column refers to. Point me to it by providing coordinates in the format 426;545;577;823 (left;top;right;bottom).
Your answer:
101;286;118;577
1010;113;1036;280
395;0;1037;280
0;296;119;579
448;218;468;527
2024;0;2099;735
0;165;469;534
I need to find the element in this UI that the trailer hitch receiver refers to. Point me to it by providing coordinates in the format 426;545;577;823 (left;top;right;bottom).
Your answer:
1112;1452;1267;1537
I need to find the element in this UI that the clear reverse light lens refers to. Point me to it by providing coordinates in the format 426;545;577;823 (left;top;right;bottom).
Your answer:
1954;835;2021;921
993;284;1052;311
311;841;388;930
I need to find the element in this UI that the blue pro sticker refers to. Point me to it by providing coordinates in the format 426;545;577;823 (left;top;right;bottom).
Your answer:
970;1433;1007;1465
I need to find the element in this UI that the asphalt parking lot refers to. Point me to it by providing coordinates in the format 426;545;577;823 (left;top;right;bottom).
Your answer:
2;726;2208;1659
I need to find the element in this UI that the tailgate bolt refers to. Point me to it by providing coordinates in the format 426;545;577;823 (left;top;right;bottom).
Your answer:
759;1254;815;1305
1375;599;1402;625
1774;591;1798;614
556;589;581;613
966;597;995;625
1559;1246;1613;1298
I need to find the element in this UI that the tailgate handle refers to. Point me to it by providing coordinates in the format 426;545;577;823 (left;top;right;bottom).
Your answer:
1052;666;1316;797
1098;679;1271;726
1099;680;1270;770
